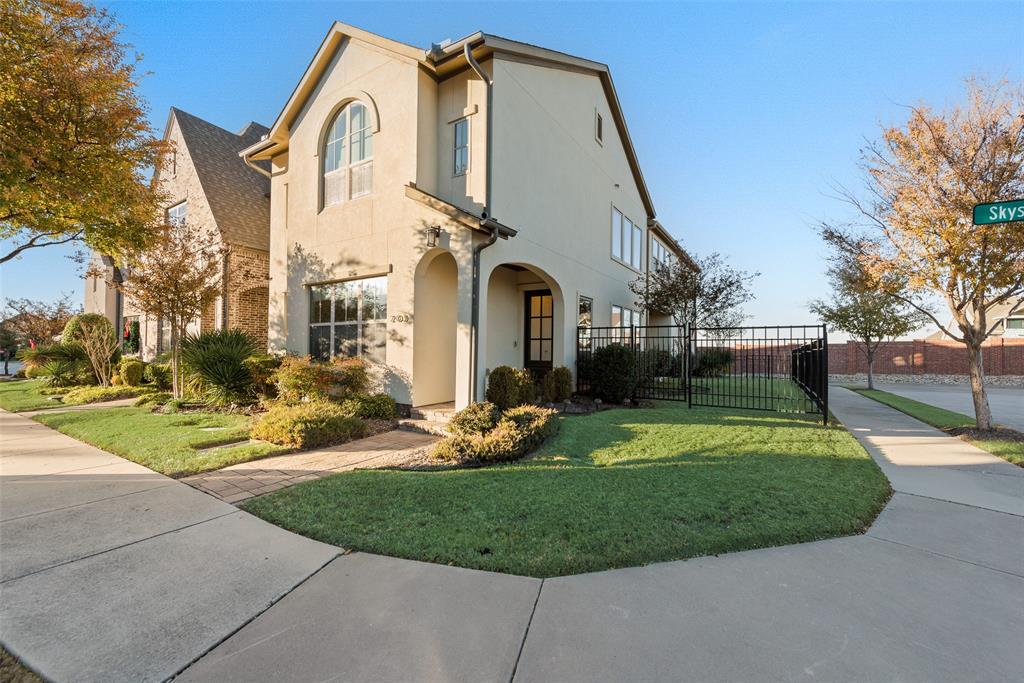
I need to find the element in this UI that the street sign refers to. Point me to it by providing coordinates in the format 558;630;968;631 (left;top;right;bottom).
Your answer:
973;199;1024;225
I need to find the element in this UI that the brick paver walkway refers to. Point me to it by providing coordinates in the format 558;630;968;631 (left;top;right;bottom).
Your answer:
181;429;437;504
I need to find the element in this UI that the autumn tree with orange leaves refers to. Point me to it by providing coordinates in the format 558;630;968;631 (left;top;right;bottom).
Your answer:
825;79;1024;431
0;0;164;265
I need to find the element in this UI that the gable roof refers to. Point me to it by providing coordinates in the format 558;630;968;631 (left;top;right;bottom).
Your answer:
167;108;271;251
241;22;658;220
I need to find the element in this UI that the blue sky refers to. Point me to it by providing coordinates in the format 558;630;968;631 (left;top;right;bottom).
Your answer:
2;1;1020;333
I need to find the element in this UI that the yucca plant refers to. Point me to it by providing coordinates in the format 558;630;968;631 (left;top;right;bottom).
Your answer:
17;343;92;387
179;329;258;406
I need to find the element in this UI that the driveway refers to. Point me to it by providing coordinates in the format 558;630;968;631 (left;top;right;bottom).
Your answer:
875;382;1024;431
3;391;1023;683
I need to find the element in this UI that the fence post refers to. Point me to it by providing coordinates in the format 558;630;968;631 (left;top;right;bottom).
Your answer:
822;323;829;426
685;323;692;409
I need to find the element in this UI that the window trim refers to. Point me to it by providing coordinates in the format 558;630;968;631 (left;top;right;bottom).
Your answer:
610;205;644;272
595;110;603;145
321;101;374;210
453;116;470;177
1005;317;1024;330
166;201;187;226
308;276;388;362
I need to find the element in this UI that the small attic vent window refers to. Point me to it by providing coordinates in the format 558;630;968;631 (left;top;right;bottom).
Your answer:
595;111;603;145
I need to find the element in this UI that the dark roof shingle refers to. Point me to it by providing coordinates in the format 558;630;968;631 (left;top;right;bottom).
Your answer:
171;108;271;251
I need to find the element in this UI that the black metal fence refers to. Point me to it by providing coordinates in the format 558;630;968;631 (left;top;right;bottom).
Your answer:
576;324;828;423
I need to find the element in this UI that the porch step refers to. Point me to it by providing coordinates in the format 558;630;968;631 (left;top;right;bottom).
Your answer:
397;418;450;436
408;403;456;424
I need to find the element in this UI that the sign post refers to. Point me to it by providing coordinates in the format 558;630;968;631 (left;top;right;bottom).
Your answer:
973;199;1024;225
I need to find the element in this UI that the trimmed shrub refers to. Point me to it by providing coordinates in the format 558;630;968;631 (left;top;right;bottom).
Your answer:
692;348;734;378
485;366;536;410
431;405;558;464
274;356;334;403
61;313;112;346
62;385;146;405
448;401;500;436
118;357;145;386
180;329;258;405
541;367;573;403
591;343;636;403
111;373;123;385
329;357;370;400
252;401;368;449
24;365;46;379
135;391;172;407
638;348;677;379
243;354;281;398
144;363;172;390
340;393;397;420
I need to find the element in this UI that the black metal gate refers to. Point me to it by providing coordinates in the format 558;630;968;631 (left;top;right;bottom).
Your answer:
576;324;828;423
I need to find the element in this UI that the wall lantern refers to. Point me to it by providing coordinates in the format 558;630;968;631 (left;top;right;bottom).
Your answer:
424;225;442;248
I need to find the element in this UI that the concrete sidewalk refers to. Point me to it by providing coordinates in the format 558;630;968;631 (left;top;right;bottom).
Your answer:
181;388;1023;683
0;409;340;682
4;390;1022;682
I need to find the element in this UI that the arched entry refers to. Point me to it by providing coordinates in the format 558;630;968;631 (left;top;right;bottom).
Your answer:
413;250;458;406
483;263;565;385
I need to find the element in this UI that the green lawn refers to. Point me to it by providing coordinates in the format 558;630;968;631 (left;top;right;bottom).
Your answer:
851;388;1024;467
244;404;890;577
33;407;288;477
0;380;59;412
689;376;822;413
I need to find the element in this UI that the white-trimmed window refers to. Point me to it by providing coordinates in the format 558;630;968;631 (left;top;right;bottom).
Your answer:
322;102;373;208
453;117;470;176
651;237;675;270
167;201;187;225
309;276;387;362
611;206;643;270
1006;317;1024;330
611;305;640;329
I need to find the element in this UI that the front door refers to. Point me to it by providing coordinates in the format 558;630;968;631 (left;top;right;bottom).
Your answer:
524;289;554;380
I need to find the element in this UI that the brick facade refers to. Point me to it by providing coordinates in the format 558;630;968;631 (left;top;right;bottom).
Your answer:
828;338;1024;376
225;245;270;349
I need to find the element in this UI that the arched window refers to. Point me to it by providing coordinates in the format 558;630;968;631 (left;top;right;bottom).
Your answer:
322;101;373;208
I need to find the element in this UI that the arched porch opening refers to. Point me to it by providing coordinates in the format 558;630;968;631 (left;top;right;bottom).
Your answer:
482;262;566;388
413;249;459;407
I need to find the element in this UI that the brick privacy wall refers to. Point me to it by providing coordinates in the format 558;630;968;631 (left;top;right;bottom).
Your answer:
226;244;270;351
828;338;1024;376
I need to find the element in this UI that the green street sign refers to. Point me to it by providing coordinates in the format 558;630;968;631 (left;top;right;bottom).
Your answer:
973;199;1024;225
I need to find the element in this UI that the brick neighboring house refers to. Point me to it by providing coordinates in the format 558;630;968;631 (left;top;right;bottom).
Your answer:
85;108;272;358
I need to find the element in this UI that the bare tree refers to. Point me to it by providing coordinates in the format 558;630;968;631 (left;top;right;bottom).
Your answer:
78;318;120;386
825;78;1024;430
631;251;758;330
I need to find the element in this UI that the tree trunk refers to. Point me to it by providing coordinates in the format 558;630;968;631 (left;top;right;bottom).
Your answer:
966;341;993;431
866;352;875;390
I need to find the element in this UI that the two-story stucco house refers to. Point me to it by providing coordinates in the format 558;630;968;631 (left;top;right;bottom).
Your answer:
240;22;689;410
86;108;272;358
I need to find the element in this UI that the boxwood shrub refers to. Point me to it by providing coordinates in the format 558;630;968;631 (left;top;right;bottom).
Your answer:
432;405;558;464
447;401;500;436
541;366;573;403
340;393;397;420
590;343;636;403
251;401;368;449
485;366;536;410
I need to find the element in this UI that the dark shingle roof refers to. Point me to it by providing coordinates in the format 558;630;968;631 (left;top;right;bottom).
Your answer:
170;108;271;251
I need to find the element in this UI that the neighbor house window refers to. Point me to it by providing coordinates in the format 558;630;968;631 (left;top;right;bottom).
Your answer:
322;101;373;208
309;276;387;362
578;295;593;348
595;111;603;144
651;237;674;270
453;117;470;176
1006;318;1024;329
611;206;643;270
167;201;187;225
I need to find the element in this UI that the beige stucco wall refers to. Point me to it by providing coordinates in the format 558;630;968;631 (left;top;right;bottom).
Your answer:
267;38;479;406
268;40;657;407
